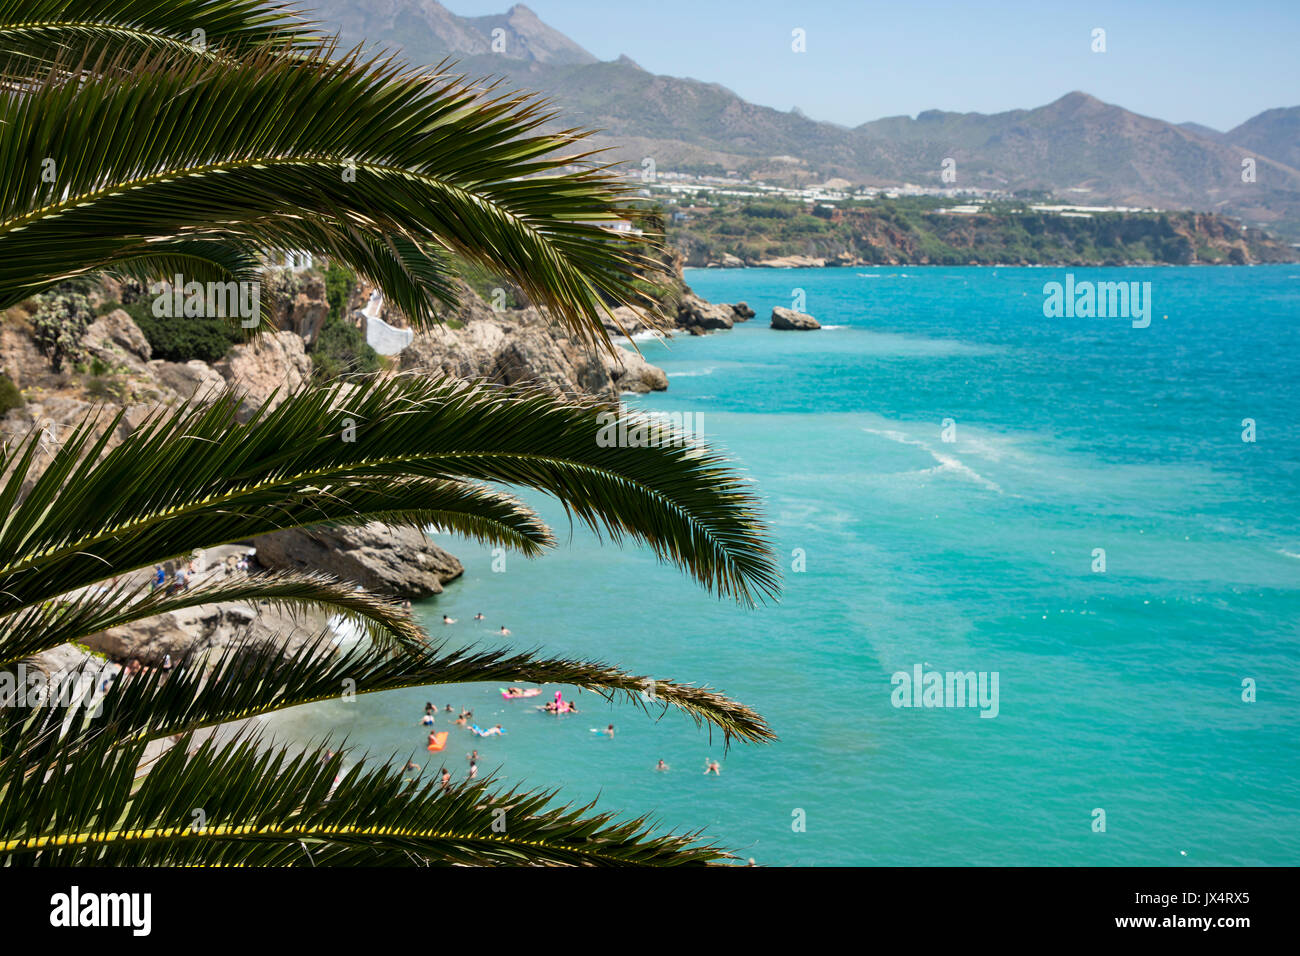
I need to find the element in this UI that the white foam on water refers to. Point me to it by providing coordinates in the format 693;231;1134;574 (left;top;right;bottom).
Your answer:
863;426;1004;495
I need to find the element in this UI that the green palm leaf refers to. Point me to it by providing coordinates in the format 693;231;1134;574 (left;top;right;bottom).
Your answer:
0;729;729;866
0;0;323;81
0;42;667;347
0;377;779;620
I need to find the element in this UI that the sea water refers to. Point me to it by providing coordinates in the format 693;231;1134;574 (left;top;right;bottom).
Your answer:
266;266;1300;865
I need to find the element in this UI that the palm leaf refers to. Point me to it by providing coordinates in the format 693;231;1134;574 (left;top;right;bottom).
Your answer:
0;729;730;865
0;377;779;624
0;43;668;348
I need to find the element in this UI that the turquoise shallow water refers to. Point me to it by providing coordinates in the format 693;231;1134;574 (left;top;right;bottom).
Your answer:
267;266;1300;865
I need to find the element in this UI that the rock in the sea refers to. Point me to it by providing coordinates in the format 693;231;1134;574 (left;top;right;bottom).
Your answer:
770;306;821;330
214;330;312;419
253;522;464;599
732;302;755;321
676;293;734;331
600;345;668;393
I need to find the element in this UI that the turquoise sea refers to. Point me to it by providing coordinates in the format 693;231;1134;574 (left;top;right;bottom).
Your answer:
268;266;1300;865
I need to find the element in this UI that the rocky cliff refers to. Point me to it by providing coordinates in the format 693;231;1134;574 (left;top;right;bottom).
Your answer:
3;271;756;676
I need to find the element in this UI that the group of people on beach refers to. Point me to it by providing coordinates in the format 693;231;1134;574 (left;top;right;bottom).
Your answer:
149;551;256;596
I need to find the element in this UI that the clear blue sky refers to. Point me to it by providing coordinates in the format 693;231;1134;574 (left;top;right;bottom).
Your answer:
445;0;1299;131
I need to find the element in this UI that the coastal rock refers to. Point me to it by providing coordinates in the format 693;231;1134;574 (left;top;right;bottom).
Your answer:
84;309;152;365
731;301;756;321
718;253;745;268
214;330;312;419
82;598;331;668
770;306;821;330
151;359;228;403
253;522;464;599
400;284;668;402
756;254;826;268
276;273;332;346
601;305;654;338
676;293;734;331
600;345;668;393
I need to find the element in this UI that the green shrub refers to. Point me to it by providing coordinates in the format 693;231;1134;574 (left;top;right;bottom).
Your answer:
310;318;381;382
127;299;242;363
31;291;93;371
0;372;23;415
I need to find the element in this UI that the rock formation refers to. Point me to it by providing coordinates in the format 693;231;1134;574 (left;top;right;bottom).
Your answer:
253;522;464;599
400;284;668;402
770;306;821;330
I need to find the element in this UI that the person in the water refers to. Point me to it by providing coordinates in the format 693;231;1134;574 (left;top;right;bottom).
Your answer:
655;759;669;772
499;625;511;635
704;759;721;775
443;615;456;624
474;613;484;620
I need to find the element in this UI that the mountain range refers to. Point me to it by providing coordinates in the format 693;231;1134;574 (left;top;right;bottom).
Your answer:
305;1;1300;240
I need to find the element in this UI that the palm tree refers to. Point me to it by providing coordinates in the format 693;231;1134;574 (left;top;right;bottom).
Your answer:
0;0;660;344
0;2;781;864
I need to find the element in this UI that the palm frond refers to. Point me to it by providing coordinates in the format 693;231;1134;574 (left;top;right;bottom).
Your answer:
2;629;774;765
0;728;730;865
0;570;432;668
0;0;323;81
0;377;780;623
0;43;668;348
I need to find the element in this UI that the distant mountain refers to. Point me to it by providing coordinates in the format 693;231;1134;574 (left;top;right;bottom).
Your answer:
311;1;596;65
1224;107;1300;171
304;1;1300;239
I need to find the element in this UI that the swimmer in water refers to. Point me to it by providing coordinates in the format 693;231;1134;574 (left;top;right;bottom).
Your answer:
655;759;669;772
499;625;511;636
421;713;435;726
442;615;456;625
604;724;615;738
404;760;420;772
468;761;478;780
440;768;451;789
474;613;485;620
455;714;467;726
427;730;439;747
704;759;721;775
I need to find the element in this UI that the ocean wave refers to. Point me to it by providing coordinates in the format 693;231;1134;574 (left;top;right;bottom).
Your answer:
671;367;717;378
863;426;1004;494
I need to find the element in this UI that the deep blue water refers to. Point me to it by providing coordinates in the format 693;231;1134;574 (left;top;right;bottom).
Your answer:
269;265;1300;865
